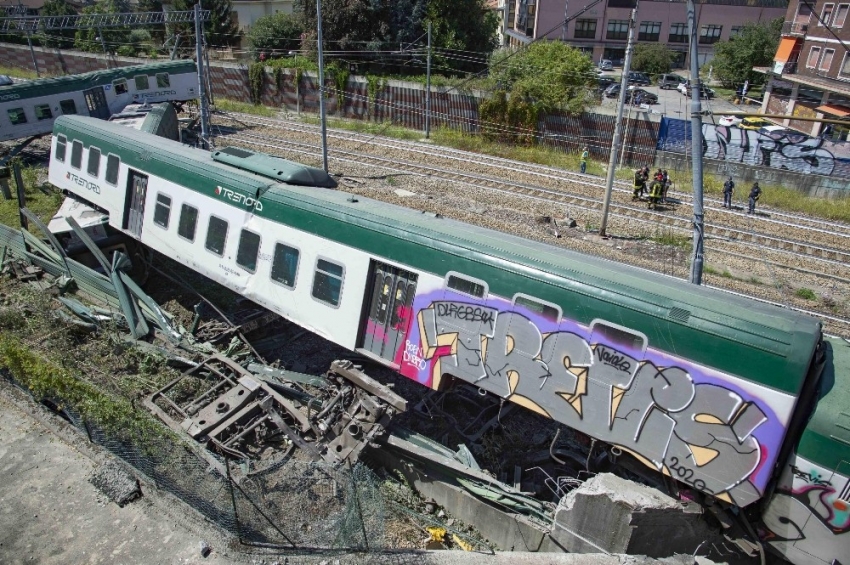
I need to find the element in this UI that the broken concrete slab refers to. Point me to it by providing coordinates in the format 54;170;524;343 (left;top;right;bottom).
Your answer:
88;459;142;507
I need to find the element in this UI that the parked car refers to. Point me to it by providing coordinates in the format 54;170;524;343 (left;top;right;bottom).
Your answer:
627;72;651;86
627;88;658;104
657;74;685;90
677;81;715;98
598;59;614;71
739;117;773;130
597;77;616;91
718;116;743;127
603;83;621;98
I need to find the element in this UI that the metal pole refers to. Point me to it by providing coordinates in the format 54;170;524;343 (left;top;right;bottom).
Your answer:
98;26;109;66
12;162;27;231
425;21;432;139
170;33;181;60
619;101;632;166
599;0;638;238
316;0;329;172
687;0;704;285
25;32;39;76
195;4;210;149
561;0;570;42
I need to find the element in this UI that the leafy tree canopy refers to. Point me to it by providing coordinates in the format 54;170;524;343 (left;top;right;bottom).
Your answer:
171;0;241;47
631;43;673;76
711;17;782;88
39;0;78;48
488;42;596;114
425;0;499;72
74;0;132;53
246;12;304;59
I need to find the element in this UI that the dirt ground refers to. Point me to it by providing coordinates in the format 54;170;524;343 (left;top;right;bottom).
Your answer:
0;384;234;565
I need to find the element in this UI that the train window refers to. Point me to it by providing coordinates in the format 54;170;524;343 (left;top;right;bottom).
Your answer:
590;320;648;355
70;140;83;169
177;204;198;241
513;294;561;323
445;272;487;298
205;215;228;256
134;75;149;91
153;193;172;229
34;104;52;121
105;154;120;185
156;73;170;88
113;78;128;95
55;135;67;162
236;229;261;273
87;147;101;177
7;108;26;125
270;243;299;288
59;99;77;115
312;258;344;307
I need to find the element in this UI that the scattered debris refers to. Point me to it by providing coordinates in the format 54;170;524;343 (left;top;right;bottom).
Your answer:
88;460;142;507
199;539;211;558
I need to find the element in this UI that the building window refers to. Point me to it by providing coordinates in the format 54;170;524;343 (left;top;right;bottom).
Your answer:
699;24;722;44
87;147;101;177
446;273;487;298
669;23;688;43
236;229;261;273
574;19;597;39
807;46;822;68
113;79;128;95
271;243;299;288
607;20;629;40
312;258;344;307
156;73;170;88
820;48;835;71
638;21;661;41
797;3;813;19
134;75;149;91
841;52;850;78
7;108;26;125
820;3;834;25
205;216;228;256
153;193;172;228
835;4;849;27
70;140;83;169
730;26;743;37
105;154;120;185
59;99;77;115
34;104;52;121
177;204;198;241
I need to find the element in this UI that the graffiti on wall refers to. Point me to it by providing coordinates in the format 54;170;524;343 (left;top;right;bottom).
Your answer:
763;457;850;565
395;291;789;508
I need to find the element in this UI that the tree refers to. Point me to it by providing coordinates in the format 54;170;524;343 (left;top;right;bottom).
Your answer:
426;0;499;73
171;0;240;48
631;44;673;76
245;12;303;59
39;0;78;48
296;0;375;52
74;0;132;54
711;18;783;88
488;42;596;114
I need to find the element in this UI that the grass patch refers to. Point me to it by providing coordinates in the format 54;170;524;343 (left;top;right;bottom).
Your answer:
795;287;817;301
0;164;63;236
215;97;277;117
302;115;425;142
703;264;732;278
0;64;39;80
650;231;690;248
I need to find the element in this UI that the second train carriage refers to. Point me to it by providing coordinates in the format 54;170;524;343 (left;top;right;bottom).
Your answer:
0;60;197;142
46;115;850;565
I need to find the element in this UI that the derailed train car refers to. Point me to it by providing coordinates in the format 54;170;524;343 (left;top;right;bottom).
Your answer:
0;60;197;142
46;115;850;564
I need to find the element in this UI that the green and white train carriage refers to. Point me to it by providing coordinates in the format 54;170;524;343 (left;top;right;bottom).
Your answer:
48;115;850;565
0;60;197;143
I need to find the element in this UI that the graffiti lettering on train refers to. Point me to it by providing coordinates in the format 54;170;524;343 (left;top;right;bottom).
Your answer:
407;299;774;506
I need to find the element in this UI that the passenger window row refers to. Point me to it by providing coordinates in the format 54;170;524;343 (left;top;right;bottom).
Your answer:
54;134;120;186
155;192;344;308
113;73;170;95
6;98;77;127
446;271;562;323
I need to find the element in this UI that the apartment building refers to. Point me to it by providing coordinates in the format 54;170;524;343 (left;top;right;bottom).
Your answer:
504;0;788;67
763;0;850;139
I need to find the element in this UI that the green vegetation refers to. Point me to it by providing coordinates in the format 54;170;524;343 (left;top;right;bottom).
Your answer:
795;287;818;301
245;11;303;59
711;18;783;88
302;115;425;141
0;65;39;80
650;231;690;248
0;164;63;235
215;98;276;116
632;44;674;76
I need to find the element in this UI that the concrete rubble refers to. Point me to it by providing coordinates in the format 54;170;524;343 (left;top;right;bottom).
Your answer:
88;459;142;508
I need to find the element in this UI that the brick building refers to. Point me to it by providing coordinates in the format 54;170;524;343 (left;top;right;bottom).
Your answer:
762;0;850;139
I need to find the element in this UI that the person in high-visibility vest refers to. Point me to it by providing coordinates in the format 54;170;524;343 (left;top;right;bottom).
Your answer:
580;147;589;174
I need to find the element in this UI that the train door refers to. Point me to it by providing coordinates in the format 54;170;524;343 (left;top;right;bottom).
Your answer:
122;170;148;239
83;86;110;120
359;261;418;364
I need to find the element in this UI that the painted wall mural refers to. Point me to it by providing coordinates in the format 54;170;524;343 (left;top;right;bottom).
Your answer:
392;288;792;508
657;117;850;179
763;456;850;565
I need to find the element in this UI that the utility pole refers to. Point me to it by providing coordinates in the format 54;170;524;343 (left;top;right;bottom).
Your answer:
194;3;210;149
561;1;570;41
425;21;432;139
316;0;329;173
687;0;704;285
599;0;638;238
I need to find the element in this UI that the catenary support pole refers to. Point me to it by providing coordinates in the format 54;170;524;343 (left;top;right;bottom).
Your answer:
316;0;329;172
599;0;638;238
561;1;570;42
687;0;704;285
25;32;39;76
425;21;432;139
194;4;210;149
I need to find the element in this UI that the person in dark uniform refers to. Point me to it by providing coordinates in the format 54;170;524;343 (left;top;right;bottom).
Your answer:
723;176;735;208
648;177;664;209
633;168;644;200
748;182;762;214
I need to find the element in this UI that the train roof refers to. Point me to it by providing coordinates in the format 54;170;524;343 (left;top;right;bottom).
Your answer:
53;115;823;395
0;60;196;101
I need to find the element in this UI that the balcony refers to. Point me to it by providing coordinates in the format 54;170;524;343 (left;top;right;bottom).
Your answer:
781;21;809;36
